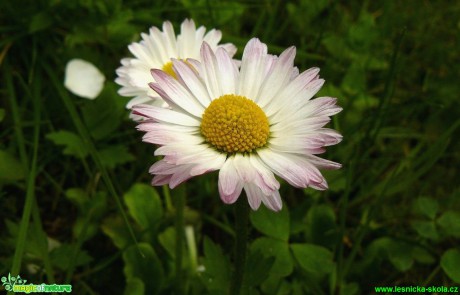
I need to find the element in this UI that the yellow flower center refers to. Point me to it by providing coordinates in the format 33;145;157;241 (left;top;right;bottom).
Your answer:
200;94;270;153
162;61;177;79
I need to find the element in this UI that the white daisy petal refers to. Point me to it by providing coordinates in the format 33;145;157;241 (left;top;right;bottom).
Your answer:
162;21;178;56
219;181;244;205
147;26;170;61
149;69;204;117
244;184;282;212
173;59;212;107
178;19;197;57
238;38;268;99
195;26;206;42
233;154;257;183
215;47;238;95
249;155;280;195
270;78;326;123
258;149;325;188
154;143;208;158
218;158;240;195
126;96;152;109
219;158;244;204
265;67;320;117
220;43;237;56
133;104;200;126
257;46;296;108
152;174;173;186
306;155;342;170
203;29;222;47
64;59;105;99
244;184;262;210
260;190;283;212
169;165;195;188
200;42;223;98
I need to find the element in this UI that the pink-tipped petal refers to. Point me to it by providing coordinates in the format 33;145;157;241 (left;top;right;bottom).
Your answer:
244;184;262;210
152;174;172;186
257;46;296;107
238;38;268;99
172;59;212;107
133;104;200;126
149;69;204;117
215;47;238;94
260;190;283;212
218;158;241;196
200;42;223;99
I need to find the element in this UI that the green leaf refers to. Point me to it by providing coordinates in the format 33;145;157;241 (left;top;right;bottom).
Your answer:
73;219;98;241
287;0;329;28
415;197;439;219
202;237;231;292
306;204;338;248
0;150;25;181
322;36;354;61
158;226;188;266
441;248;460;283
65;189;107;240
158;227;176;258
251;237;293;277
411;220;439;240
124;183;163;232
50;244;92;271
0;108;5;122
5;219;47;259
124;278;144;295
340;282;360;295
353;94;379;111
341;62;365;95
99;145;135;168
367;237;414;271
245;249;275;287
29;12;53;33
250;204;289;241
347;11;378;50
46;130;89;158
437;211;460;237
65;188;87;211
411;247;436;265
107;10;137;44
101;216;132;249
261;275;290;295
81;83;124;140
386;241;414;272
290;243;334;275
181;0;244;25
123;243;164;295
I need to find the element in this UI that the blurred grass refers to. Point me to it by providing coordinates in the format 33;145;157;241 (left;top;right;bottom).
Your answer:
1;0;459;294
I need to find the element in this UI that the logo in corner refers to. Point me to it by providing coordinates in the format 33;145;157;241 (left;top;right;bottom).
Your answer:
1;273;72;293
1;273;27;291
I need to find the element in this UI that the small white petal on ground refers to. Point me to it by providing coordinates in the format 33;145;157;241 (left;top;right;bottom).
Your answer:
64;59;105;99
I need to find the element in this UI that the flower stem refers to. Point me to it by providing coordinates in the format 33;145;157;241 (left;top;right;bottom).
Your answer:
230;196;249;295
174;184;186;294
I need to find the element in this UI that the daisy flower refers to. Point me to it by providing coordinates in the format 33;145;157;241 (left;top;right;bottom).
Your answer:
133;38;342;211
115;19;237;117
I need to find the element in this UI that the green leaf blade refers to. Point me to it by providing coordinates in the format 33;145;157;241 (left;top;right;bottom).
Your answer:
290;243;334;275
250;204;290;241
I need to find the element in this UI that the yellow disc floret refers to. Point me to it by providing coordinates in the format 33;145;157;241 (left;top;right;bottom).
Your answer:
201;94;270;153
162;61;177;79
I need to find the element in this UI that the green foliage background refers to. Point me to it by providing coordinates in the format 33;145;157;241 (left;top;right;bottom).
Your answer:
1;0;459;294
